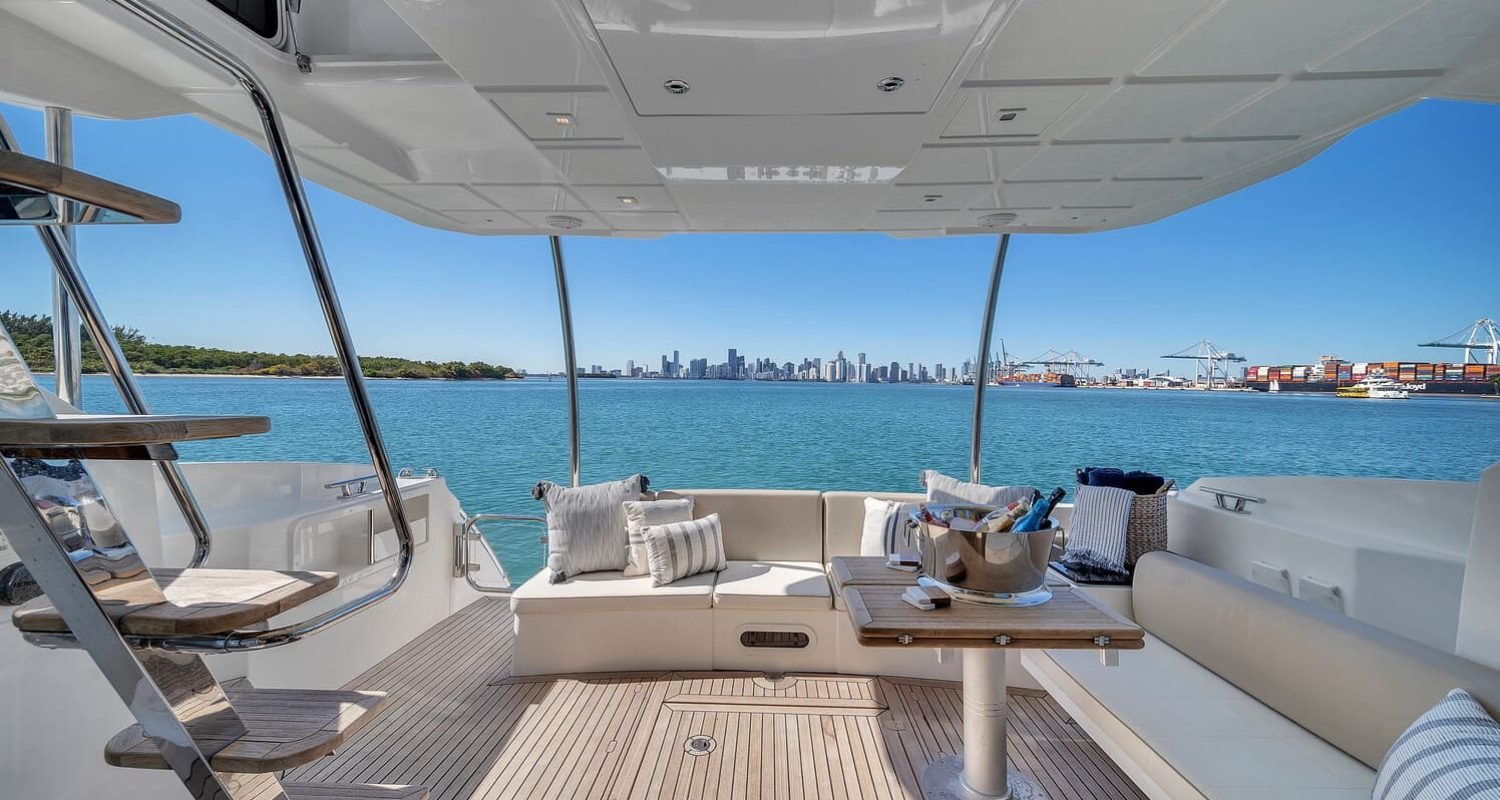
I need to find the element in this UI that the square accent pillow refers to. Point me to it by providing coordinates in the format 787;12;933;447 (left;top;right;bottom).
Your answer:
861;497;917;556
1374;688;1500;799
622;497;695;577
922;469;1034;508
642;513;727;588
535;474;644;582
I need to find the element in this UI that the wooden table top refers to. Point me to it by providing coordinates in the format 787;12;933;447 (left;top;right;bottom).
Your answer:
829;556;930;590
841;582;1144;650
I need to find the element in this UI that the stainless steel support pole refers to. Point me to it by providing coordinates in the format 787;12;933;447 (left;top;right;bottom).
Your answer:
550;236;582;488
76;0;414;645
44;107;82;407
0;109;217;568
920;648;1044;800
970;234;1011;484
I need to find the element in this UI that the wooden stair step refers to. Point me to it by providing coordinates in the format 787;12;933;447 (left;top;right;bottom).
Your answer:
13;567;339;636
281;784;429;800
0;413;269;448
104;688;388;773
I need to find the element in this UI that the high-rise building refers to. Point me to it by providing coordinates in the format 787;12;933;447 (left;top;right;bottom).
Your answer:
935;363;944;383
672;350;680;377
626;359;635;377
890;361;901;383
661;355;670;376
727;348;738;379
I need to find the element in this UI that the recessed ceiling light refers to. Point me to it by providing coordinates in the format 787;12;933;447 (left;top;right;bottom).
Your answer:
551;113;574;127
546;215;583;230
977;212;1018;228
996;107;1024;122
922;194;942;203
617;196;638;205
877;77;905;92
663;79;690;95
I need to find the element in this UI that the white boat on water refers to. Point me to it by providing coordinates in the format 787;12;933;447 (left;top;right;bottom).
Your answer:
3;2;1500;800
1268;379;1281;394
1337;375;1412;400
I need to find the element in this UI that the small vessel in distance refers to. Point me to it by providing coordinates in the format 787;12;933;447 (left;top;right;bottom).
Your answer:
1336;375;1410;400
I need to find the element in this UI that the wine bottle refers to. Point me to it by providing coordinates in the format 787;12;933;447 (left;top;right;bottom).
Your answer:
1014;487;1066;532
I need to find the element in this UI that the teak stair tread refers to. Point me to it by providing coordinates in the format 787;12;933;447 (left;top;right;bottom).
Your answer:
0;414;269;447
842;584;1145;649
0;149;182;224
281;784;429;800
105;688;388;773
13;567;339;636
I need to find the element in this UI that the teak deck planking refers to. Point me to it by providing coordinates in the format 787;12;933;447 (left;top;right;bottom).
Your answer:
288;598;1146;799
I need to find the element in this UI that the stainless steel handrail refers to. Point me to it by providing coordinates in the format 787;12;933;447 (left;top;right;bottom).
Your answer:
45;107;82;408
970;234;1011;484
1199;485;1267;514
90;0;414;651
456;514;535;593
551;236;582;488
0;114;219;569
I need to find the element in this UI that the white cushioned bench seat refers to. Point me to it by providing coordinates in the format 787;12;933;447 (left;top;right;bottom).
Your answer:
712;561;831;611
511;569;715;614
1026;636;1374;798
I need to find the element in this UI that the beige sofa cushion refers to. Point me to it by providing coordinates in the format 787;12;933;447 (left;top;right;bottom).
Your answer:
1134;551;1500;768
510;569;715;613
658;489;823;562
823;491;925;560
712;561;832;611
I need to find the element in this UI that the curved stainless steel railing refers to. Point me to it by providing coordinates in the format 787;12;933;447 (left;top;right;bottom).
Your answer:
89;0;415;651
0;114;218;569
970;233;1011;484
455;514;535;594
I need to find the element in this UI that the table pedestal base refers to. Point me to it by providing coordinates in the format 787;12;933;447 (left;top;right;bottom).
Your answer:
921;756;1047;800
919;647;1048;800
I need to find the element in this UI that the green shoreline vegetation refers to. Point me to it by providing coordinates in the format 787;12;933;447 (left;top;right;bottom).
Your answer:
1;311;519;381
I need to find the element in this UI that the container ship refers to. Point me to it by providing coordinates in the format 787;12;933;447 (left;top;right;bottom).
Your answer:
1246;356;1500;396
998;371;1077;387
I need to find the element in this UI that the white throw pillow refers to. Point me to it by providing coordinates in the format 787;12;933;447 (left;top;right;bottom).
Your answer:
642;513;727;588
535;474;644;582
922;469;1034;508
622;498;695;577
1374;688;1500;799
860;497;917;556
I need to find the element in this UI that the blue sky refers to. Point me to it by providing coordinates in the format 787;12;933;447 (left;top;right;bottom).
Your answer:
0;98;1496;375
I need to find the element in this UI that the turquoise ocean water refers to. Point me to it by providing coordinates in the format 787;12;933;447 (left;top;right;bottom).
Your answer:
74;375;1498;577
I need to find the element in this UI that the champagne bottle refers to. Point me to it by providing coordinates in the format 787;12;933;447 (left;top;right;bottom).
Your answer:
1014;487;1066;532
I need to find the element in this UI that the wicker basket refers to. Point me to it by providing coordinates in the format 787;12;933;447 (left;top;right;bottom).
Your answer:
1124;491;1169;566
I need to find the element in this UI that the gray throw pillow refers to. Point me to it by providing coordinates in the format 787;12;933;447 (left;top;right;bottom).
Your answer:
922;469;1034;507
1374;688;1500;799
622;498;694;577
535;474;644;582
642;513;727;588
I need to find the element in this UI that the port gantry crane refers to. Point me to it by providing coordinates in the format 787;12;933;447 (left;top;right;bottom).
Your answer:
1021;349;1105;380
1162;339;1247;388
1419;318;1499;365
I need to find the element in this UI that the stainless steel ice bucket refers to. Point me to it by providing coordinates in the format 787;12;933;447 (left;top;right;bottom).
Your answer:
909;504;1059;606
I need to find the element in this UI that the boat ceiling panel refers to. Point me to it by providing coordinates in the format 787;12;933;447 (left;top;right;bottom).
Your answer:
581;0;997;116
3;0;1499;236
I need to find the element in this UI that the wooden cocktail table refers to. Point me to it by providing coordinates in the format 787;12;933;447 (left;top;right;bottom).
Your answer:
831;557;1144;800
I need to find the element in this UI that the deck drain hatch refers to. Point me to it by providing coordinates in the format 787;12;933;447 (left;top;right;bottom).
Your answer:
684;735;717;757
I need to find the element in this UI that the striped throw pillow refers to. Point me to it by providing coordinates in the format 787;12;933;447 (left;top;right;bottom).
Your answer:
535;474;644;582
622;498;694;577
642;513;727;588
860;497;917;556
1374;689;1500;800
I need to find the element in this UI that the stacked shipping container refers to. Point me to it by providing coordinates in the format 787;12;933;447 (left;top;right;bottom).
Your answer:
1244;360;1500;394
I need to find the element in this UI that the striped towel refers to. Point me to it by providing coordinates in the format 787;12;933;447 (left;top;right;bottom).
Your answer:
1374;688;1500;800
1060;484;1133;577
